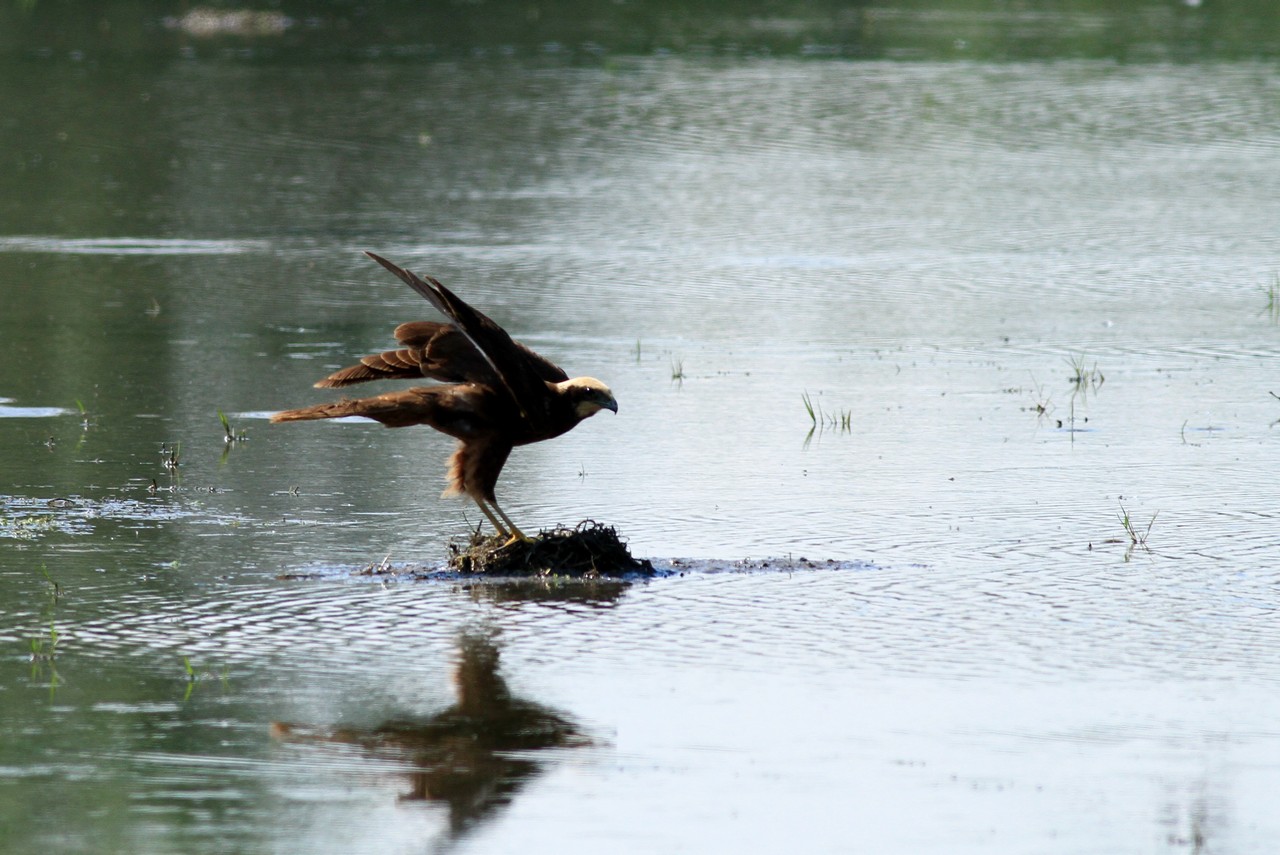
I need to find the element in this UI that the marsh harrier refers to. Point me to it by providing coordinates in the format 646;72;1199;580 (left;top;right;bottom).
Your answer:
272;253;617;542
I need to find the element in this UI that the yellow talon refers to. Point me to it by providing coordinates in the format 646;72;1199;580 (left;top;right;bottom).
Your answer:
501;529;533;548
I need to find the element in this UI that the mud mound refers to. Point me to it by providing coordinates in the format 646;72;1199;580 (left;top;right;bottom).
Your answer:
448;521;654;577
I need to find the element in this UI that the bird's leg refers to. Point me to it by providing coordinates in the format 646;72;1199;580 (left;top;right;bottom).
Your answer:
489;498;531;545
472;498;510;540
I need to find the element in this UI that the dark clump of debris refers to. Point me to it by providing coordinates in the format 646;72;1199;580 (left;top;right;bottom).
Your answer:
448;520;654;577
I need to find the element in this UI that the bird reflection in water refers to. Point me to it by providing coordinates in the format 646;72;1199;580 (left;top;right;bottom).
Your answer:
272;630;589;840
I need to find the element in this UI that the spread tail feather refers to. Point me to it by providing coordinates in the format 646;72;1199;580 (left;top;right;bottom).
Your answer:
270;386;457;429
270;400;370;423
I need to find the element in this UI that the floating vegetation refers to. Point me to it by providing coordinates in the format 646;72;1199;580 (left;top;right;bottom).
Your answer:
1;494;245;541
448;521;654;577
0;512;62;540
1265;275;1280;322
670;356;685;383
164;8;294;38
360;553;393;575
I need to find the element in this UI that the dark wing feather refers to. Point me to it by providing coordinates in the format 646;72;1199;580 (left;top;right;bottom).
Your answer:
315;314;567;389
392;320;447;349
364;252;569;424
397;320;567;385
316;350;424;388
394;322;499;384
404;321;568;385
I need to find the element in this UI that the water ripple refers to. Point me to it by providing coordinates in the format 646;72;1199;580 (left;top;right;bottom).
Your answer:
35;553;1280;693
0;236;268;256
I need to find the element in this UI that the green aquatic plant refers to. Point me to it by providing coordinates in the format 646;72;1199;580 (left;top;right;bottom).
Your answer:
1265;275;1280;322
218;409;248;464
218;409;247;443
182;655;198;701
181;656;230;701
1065;352;1104;390
1057;355;1102;438
28;622;59;660
1020;373;1054;420
72;398;95;432
1118;502;1158;551
37;562;61;601
160;442;181;473
28;624;62;698
801;391;852;434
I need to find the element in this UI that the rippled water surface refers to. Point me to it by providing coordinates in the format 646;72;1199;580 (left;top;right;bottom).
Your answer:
3;6;1280;853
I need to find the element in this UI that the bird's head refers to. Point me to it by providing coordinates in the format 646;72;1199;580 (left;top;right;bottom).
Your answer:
555;377;618;420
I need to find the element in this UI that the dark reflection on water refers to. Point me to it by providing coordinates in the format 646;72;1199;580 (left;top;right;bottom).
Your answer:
461;577;631;607
4;1;1280;62
272;630;588;847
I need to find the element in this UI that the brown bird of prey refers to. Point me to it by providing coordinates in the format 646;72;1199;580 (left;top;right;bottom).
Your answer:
271;253;617;543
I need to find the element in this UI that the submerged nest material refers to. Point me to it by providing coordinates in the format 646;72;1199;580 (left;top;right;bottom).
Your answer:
449;520;654;577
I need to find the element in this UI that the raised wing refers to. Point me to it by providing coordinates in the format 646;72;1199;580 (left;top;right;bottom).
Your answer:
316;316;570;390
316;321;493;388
364;252;568;423
397;321;566;384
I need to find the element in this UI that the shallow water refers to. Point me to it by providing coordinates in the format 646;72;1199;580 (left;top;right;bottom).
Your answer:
4;5;1280;853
